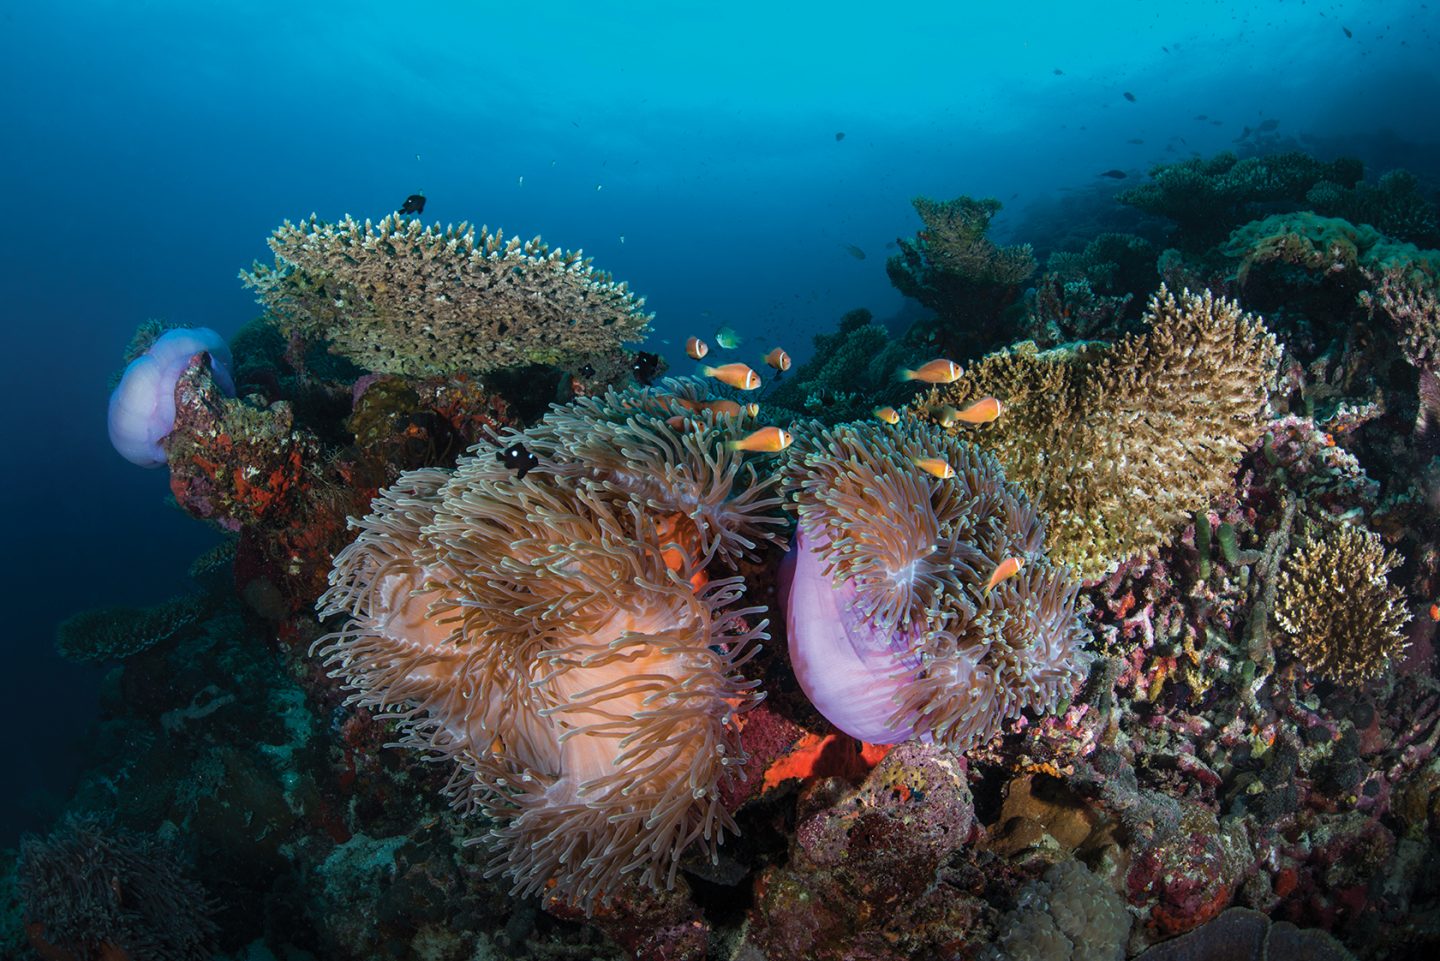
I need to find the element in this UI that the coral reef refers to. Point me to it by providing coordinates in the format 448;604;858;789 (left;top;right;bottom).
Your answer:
315;388;785;911
919;285;1282;578
242;214;652;376
1118;152;1363;249
781;418;1088;749
887;195;1038;359
1272;523;1412;684
764;307;921;423
18;816;216;961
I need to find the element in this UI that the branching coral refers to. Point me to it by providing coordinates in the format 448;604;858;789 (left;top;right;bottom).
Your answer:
1272;523;1411;685
55;594;208;663
242;215;652;376
19;817;216;961
918;285;1282;579
781;419;1087;751
315;388;785;910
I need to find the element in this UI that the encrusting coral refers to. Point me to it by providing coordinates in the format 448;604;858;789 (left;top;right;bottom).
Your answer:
918;285;1282;579
314;387;785;911
1272;522;1411;685
242;215;652;377
781;418;1088;751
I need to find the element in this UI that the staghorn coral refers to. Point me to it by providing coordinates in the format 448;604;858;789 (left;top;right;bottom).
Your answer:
781;418;1088;751
1272;523;1411;684
242;215;652;377
315;388;785;911
19;816;216;961
918;285;1282;579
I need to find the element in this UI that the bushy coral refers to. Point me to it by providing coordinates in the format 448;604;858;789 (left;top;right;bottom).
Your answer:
315;388;786;911
19;817;216;961
764;307;920;422
781;418;1088;750
1272;523;1411;684
1308;169;1440;249
919;285;1282;578
242;214;652;376
1223;213;1440;287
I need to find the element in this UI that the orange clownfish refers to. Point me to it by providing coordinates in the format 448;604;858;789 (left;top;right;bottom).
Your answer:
727;426;793;452
686;336;709;360
763;347;792;372
955;396;1004;424
702;363;762;391
898;358;964;384
913;457;955;480
984;556;1025;592
873;406;900;425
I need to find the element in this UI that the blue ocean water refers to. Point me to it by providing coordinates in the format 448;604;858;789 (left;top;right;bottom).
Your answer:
2;0;1438;949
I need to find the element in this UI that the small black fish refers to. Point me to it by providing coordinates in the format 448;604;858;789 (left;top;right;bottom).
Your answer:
579;363;596;378
633;351;661;386
1053;68;1064;75
1127;138;1145;144
835;131;846;141
497;442;539;479
399;194;426;215
1343;26;1353;38
1257;118;1279;132
1123;91;1136;102
1162;45;1170;53
1099;169;1128;179
1194;113;1208;120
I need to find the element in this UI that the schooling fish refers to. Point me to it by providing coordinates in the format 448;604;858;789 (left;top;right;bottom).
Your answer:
898;358;964;384
496;442;539;479
763;347;791;372
1343;26;1352;38
1123;91;1136;102
714;326;742;349
954;396;1004;424
1127;138;1145;144
727;426;793;453
835;131;846;141
1099;169;1128;179
702;362;762;391
633;351;661;385
1053;68;1064;75
984;556;1025;593
913;457;955;480
873;406;900;425
398;193;426;215
686;336;709;360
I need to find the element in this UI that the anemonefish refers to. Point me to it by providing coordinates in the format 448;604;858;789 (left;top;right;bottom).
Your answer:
873;406;900;425
898;358;964;384
702;363;762;390
984;556;1025;592
686;336;709;360
913;457;955;479
763;347;791;371
955;396;1004;424
727;426;793;452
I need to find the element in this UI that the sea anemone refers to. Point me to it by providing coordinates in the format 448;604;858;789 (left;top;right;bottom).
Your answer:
108;327;235;467
781;419;1087;750
315;388;783;910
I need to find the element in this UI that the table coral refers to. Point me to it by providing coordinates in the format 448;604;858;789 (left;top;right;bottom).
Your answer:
918;285;1282;579
243;214;652;376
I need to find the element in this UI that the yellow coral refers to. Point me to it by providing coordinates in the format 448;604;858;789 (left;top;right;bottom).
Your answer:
1273;524;1411;684
917;286;1281;578
242;215;651;376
